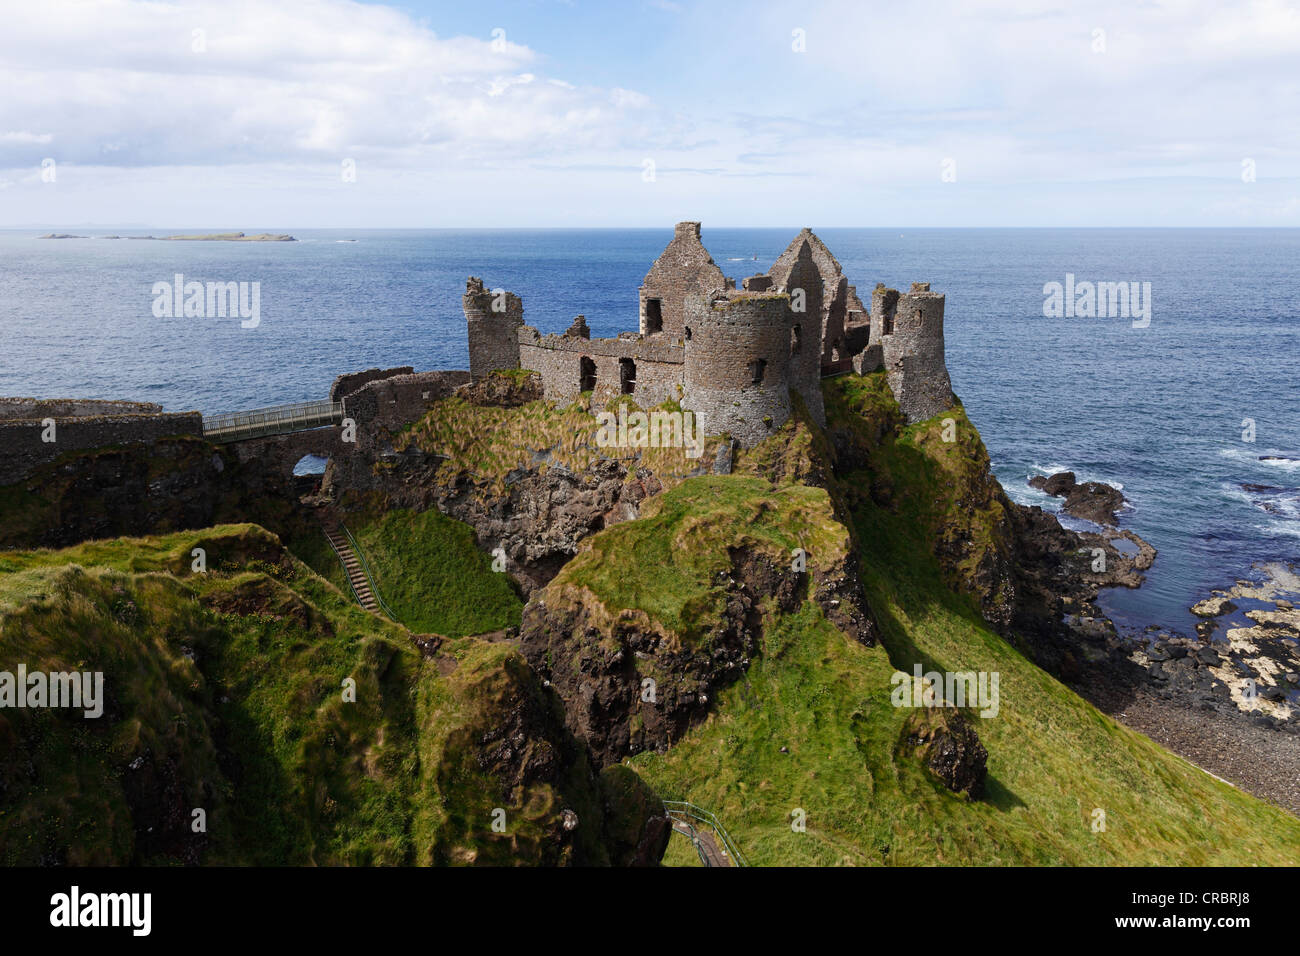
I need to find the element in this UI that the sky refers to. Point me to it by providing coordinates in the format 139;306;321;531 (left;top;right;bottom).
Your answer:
1;0;1298;227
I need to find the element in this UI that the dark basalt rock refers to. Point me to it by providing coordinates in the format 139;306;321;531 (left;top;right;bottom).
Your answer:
899;708;988;797
1029;470;1077;497
1030;470;1125;526
518;544;838;768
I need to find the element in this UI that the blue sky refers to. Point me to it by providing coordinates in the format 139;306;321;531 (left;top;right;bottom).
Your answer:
1;0;1298;227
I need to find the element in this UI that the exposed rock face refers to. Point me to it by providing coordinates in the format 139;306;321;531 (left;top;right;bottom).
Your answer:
344;372;724;595
518;556;784;767
400;459;655;595
598;765;672;866
1030;470;1076;497
436;653;608;866
899;708;988;797
1192;595;1237;617
1029;471;1126;526
822;377;1153;682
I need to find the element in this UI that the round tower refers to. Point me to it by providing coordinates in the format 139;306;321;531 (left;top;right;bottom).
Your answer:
682;291;793;447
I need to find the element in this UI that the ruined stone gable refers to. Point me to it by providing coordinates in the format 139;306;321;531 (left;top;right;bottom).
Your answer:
638;221;726;338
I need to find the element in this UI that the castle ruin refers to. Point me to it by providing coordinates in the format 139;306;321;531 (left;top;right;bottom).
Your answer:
464;222;954;445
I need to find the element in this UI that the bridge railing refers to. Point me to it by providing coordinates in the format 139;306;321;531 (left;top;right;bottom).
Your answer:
203;399;343;443
662;800;748;867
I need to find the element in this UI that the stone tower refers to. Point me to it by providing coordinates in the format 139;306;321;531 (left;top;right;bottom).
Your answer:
880;282;953;423
463;276;524;380
639;222;727;338
774;243;826;425
682;291;794;447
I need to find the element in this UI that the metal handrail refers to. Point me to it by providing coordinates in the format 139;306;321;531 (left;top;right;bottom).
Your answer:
340;522;398;622
662;800;748;867
321;525;367;609
203;399;343;442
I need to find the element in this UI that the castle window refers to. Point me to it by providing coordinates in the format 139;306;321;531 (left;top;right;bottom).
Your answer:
884;311;895;336
684;326;692;341
645;299;663;335
620;357;636;394
791;323;802;356
749;358;767;385
579;356;597;393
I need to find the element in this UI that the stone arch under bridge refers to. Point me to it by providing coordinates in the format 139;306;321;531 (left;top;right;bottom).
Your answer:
228;426;354;487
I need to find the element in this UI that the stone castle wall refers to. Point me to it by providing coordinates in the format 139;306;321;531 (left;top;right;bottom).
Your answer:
341;370;471;432
461;222;956;442
519;328;683;409
0;412;204;486
0;398;163;420
682;292;793;446
329;366;414;402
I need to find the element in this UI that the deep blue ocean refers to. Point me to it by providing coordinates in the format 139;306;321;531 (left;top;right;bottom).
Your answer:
1;227;1297;633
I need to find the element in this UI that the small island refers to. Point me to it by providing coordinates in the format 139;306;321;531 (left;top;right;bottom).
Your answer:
39;231;296;241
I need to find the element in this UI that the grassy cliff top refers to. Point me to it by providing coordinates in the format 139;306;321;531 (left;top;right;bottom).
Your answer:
0;524;611;865
614;376;1300;865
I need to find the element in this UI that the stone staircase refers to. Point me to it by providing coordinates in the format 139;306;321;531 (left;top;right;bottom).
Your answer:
319;515;379;613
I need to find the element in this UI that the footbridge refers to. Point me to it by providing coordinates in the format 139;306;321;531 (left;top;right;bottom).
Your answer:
202;399;343;443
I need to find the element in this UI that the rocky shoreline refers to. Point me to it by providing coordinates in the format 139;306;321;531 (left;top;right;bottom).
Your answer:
1024;470;1300;814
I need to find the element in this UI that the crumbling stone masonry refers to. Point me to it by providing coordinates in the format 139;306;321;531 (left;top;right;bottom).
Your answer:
464;277;524;381
638;221;727;338
866;282;954;423
459;221;955;443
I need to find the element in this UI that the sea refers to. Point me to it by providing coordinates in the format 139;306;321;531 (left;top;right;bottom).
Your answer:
1;227;1297;634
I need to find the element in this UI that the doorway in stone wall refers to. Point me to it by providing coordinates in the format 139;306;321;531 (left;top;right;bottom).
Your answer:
645;299;663;334
579;356;597;393
620;357;636;393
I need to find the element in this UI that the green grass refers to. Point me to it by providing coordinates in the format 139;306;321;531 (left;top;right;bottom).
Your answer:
613;377;1300;865
0;525;613;865
557;475;847;644
339;508;522;637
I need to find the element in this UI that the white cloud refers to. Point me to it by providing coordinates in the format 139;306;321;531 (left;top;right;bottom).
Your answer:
1;0;1297;225
0;0;657;167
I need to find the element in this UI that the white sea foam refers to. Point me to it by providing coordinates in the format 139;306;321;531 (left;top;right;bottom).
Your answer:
1260;456;1300;472
1028;462;1123;491
1262;518;1300;538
